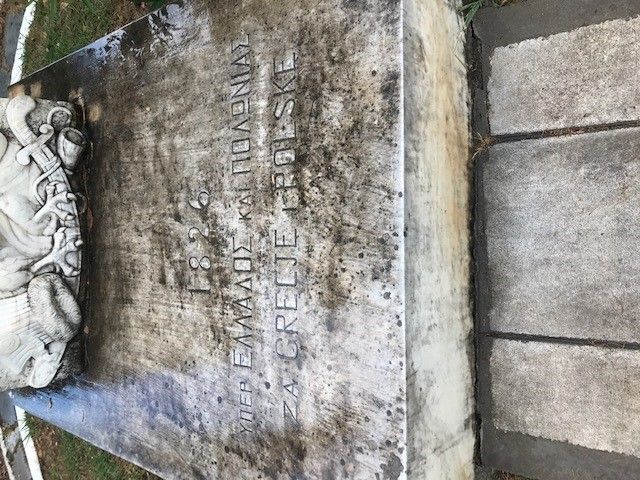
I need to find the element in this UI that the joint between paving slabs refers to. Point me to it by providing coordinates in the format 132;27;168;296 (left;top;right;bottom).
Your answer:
480;331;640;352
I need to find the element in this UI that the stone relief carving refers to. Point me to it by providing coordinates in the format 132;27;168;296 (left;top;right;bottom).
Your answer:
0;95;85;389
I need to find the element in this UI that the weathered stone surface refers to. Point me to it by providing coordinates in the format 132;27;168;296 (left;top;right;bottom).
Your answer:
0;394;33;480
404;1;474;479
489;338;640;458
0;8;25;91
8;0;473;478
479;128;640;341
474;0;640;52
488;15;640;135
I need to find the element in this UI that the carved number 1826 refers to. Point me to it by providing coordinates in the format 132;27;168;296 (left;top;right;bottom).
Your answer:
187;189;212;293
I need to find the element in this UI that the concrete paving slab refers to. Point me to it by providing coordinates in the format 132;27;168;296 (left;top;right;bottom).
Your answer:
488;15;640;135
474;0;640;52
489;338;640;458
479;337;640;480
478;128;640;341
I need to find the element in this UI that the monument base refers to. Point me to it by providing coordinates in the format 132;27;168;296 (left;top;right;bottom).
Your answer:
11;0;473;478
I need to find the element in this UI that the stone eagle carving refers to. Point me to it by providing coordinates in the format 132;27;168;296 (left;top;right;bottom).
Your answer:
0;95;85;389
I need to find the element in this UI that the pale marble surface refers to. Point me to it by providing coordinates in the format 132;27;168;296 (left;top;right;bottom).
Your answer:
404;0;474;479
9;0;473;478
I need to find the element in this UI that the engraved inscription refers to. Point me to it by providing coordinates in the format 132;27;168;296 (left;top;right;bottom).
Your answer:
272;50;300;212
231;233;254;370
186;189;212;293
270;50;302;425
185;40;306;435
229;34;255;434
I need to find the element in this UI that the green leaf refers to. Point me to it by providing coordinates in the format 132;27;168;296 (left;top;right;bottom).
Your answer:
463;1;483;26
460;1;480;11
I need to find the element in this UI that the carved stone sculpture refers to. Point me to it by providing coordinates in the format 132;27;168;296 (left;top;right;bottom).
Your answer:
0;95;85;389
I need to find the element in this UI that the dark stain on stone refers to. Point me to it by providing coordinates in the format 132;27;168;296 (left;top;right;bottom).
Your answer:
381;70;401;132
222;428;310;480
190;465;208;480
137;373;199;433
380;453;404;480
341;0;400;19
321;460;337;480
324;311;337;332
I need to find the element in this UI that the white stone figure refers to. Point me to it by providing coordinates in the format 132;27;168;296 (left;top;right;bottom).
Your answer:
0;95;85;389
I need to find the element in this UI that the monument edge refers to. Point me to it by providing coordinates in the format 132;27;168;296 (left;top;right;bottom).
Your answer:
403;0;475;478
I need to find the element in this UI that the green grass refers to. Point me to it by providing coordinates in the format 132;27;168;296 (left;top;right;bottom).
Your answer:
132;0;165;9
24;0;113;74
23;0;166;75
27;414;157;479
23;410;39;436
58;430;121;480
461;0;514;27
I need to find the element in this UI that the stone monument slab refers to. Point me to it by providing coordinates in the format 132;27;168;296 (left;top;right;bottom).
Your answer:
8;1;474;478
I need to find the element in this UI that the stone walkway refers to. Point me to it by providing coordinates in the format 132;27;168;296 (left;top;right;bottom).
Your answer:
474;1;640;479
